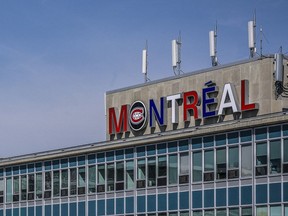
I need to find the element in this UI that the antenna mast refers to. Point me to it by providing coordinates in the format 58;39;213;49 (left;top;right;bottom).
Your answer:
142;41;150;83
209;22;218;66
248;12;256;58
172;32;182;75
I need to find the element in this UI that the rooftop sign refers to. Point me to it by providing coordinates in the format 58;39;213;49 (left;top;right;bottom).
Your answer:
108;80;258;137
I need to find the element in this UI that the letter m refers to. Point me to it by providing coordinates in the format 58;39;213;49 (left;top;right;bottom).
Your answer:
108;105;129;135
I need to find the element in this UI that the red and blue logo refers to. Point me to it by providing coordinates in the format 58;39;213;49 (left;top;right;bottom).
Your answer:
129;101;147;131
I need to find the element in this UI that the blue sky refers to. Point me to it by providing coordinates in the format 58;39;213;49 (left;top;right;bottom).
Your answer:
0;0;287;157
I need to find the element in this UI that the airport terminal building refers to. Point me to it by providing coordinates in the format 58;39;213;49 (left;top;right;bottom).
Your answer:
0;56;288;216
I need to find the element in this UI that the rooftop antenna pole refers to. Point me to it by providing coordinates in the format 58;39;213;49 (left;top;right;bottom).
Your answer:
260;26;263;58
209;21;218;66
248;11;256;58
142;40;150;83
172;32;182;76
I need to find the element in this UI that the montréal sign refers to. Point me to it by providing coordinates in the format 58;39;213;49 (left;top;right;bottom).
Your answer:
108;80;258;136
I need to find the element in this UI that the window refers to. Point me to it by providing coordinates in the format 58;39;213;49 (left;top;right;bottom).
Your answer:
179;152;189;184
53;171;60;197
44;172;51;198
61;169;68;196
228;147;239;179
204;210;214;216
126;160;134;190
216;148;226;179
107;163;114;191
256;142;267;175
0;178;4;203
193;151;202;182
270;140;281;174
6;177;12;202
169;154;178;184
116;162;124;190
28;174;35;200
241;145;252;177
242;207;252;216
285;204;288;216
78;167;86;194
270;205;281;216
36;173;42;199
13;176;20;202
256;206;268;216
70;168;77;195
284;139;288;173
158;156;167;186
148;157;156;187
217;209;227;216
204;150;214;181
229;208;239;216
88;166;96;193
97;164;105;193
137;159;145;188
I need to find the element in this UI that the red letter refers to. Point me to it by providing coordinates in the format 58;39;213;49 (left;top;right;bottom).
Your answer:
109;105;129;135
241;80;259;111
183;91;199;121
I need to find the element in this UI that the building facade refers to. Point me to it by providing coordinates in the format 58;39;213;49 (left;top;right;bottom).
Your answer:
0;57;288;216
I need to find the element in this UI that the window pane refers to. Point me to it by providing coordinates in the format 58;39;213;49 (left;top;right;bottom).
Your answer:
116;162;124;181
270;205;281;216
242;207;252;216
36;173;42;199
193;151;202;182
229;147;239;169
229;208;239;216
13;176;20;194
88;166;96;193
216;148;226;179
270;140;281;174
21;175;27;200
256;142;267;165
45;172;51;190
241;145;252;177
70;168;77;195
107;163;114;191
6;177;12;202
217;209;227;216
193;211;203;216
285;205;288;216
284;139;288;162
148;157;156;186
204;210;214;216
126;160;134;189
78;167;85;187
137;159;145;180
28;174;34;192
158;156;167;177
53;171;59;197
169;154;178;184
256;206;267;216
61;170;68;188
180;153;189;174
97;165;105;184
204;150;214;171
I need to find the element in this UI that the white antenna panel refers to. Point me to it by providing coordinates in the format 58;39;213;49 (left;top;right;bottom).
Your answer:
248;21;255;48
172;39;178;67
142;49;147;74
209;31;215;57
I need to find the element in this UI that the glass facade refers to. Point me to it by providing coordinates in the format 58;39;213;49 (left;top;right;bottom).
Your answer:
0;124;288;215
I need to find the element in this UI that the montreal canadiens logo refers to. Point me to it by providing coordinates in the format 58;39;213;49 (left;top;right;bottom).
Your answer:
129;101;147;131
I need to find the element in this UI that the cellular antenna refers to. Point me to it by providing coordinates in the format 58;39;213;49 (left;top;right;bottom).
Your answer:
248;12;256;58
142;41;150;83
172;32;182;75
209;22;218;66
